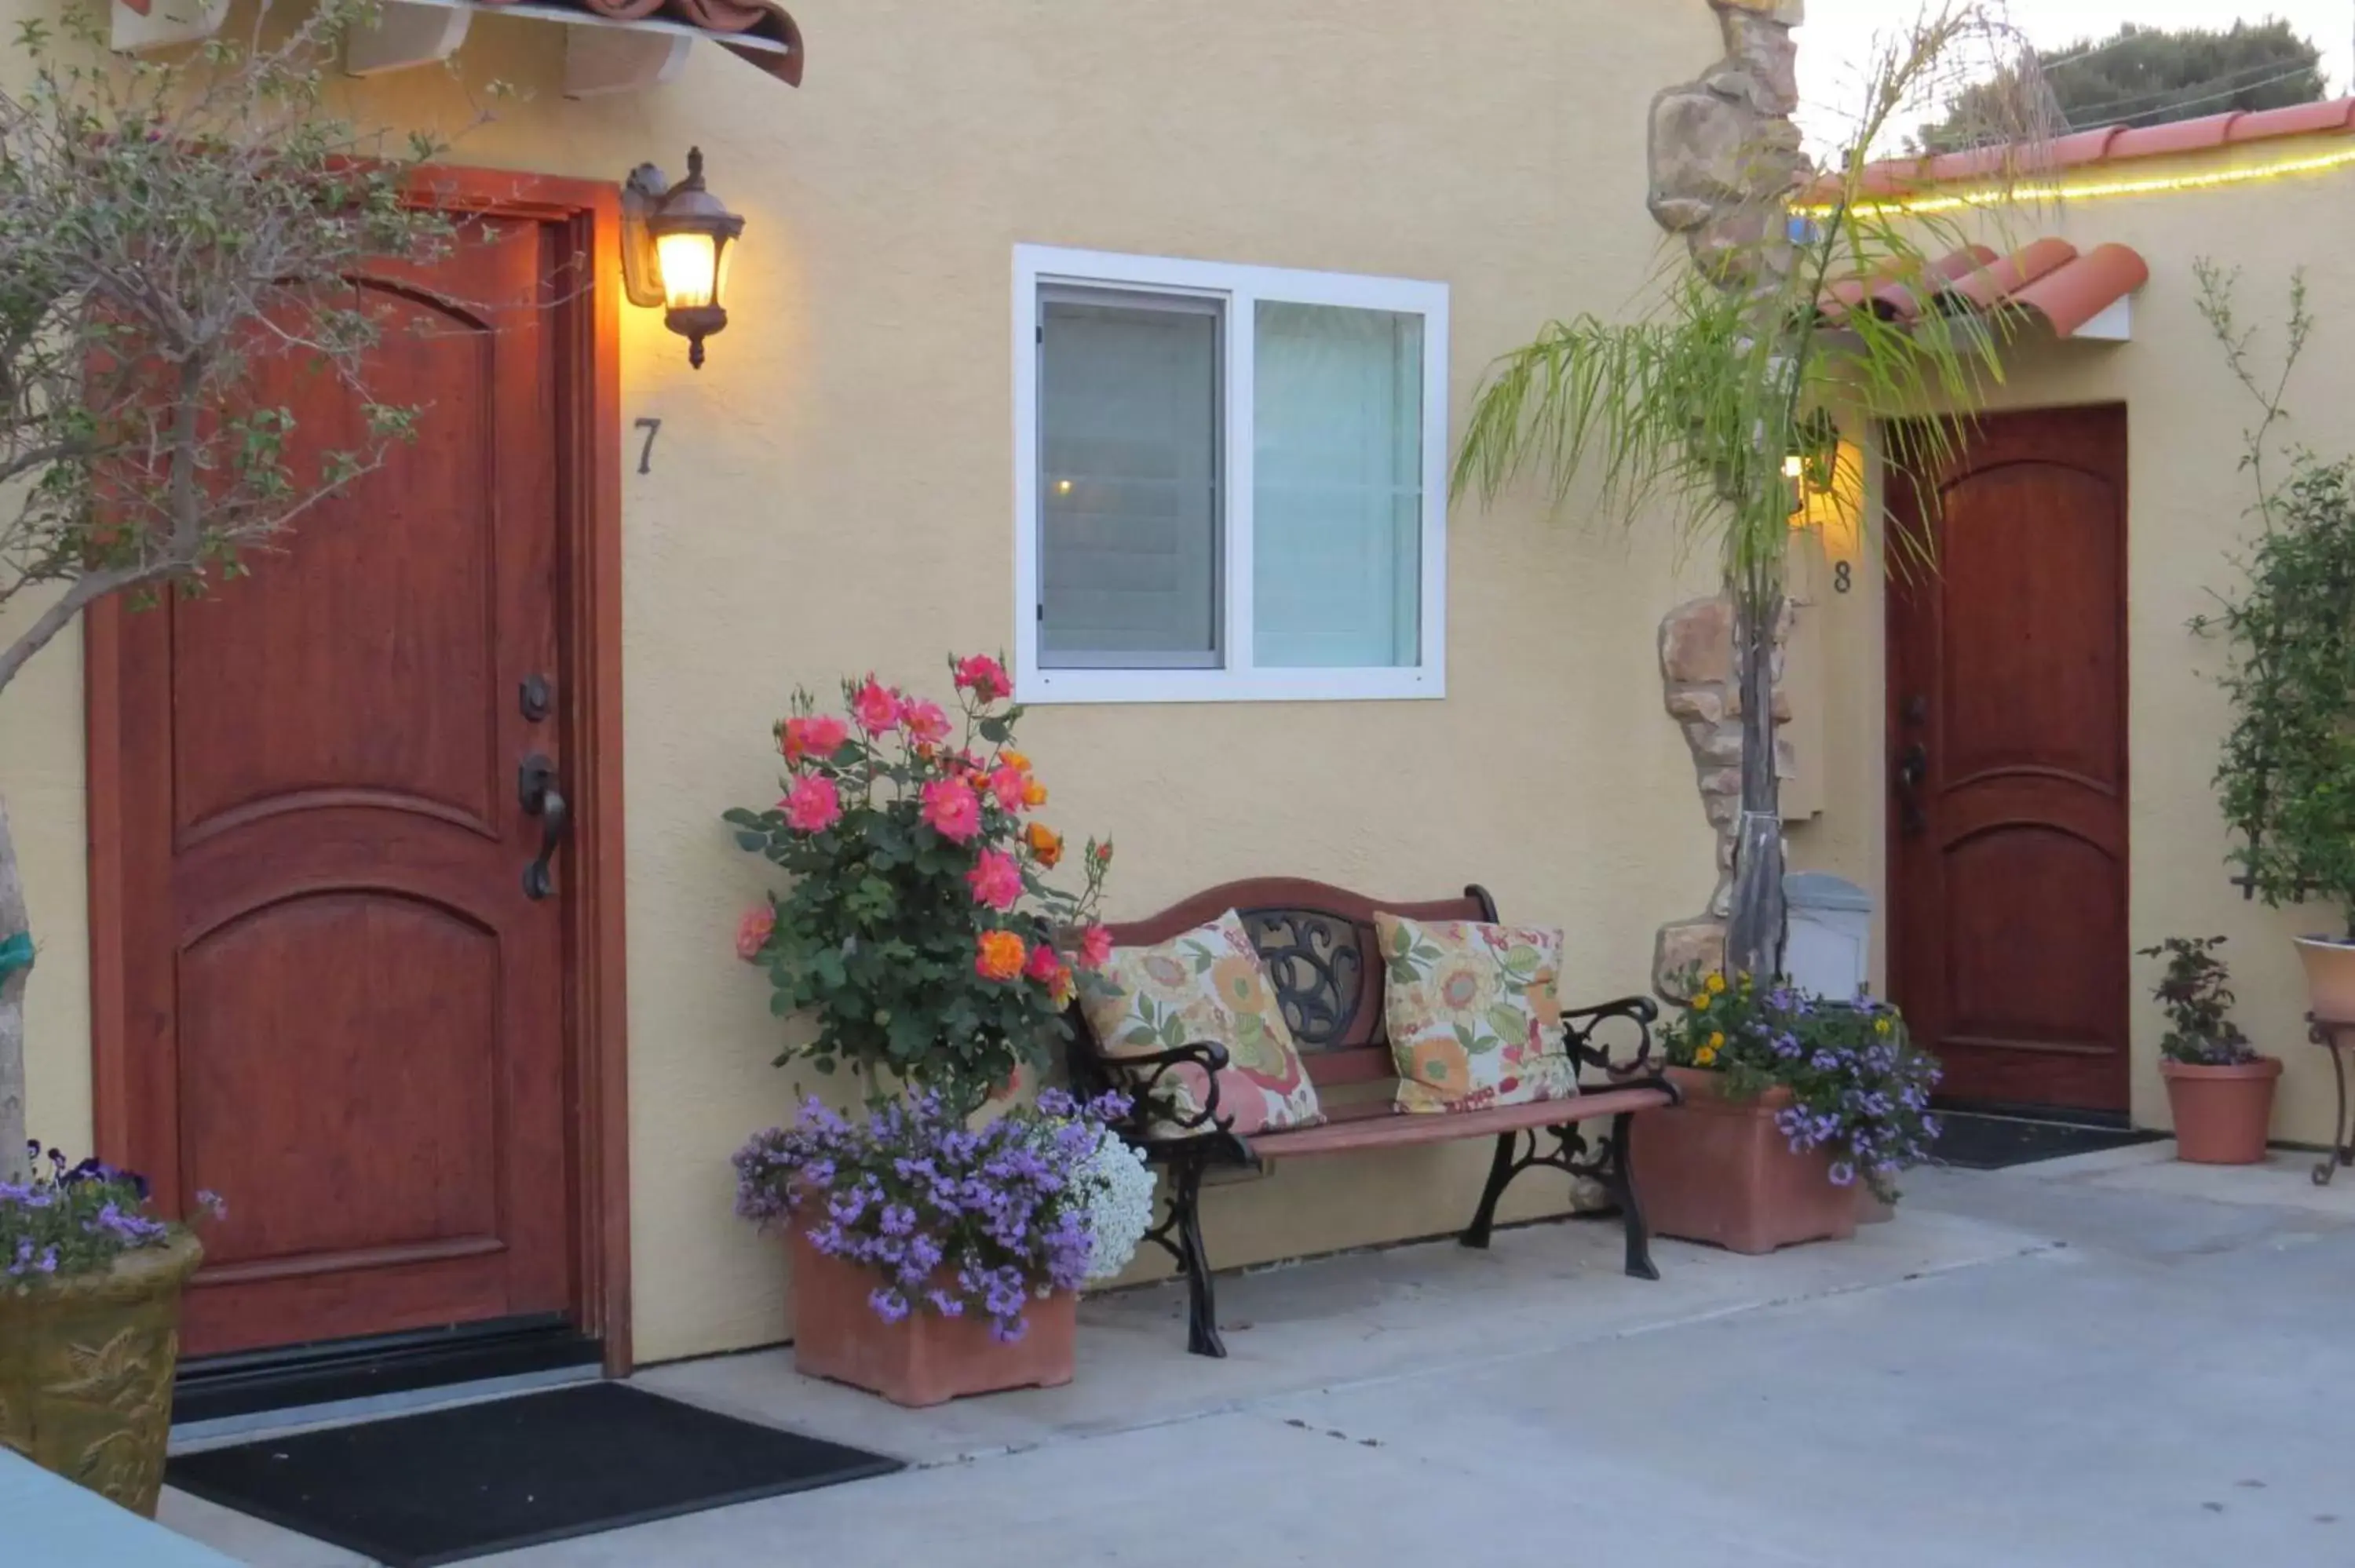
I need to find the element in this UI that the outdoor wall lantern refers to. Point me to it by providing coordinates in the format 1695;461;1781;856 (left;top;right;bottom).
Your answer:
621;147;745;370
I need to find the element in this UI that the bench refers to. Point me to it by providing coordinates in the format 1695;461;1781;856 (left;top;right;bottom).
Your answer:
1066;877;1680;1357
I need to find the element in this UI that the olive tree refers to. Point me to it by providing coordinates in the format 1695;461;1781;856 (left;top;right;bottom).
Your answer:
0;2;470;1179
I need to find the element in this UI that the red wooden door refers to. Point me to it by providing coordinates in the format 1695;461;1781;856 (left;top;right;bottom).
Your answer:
1887;406;2130;1114
109;219;576;1356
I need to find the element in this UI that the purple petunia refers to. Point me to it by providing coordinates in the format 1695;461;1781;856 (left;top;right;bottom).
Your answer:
732;1088;1134;1340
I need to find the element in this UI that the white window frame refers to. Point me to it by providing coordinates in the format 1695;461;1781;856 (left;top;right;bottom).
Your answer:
1013;244;1449;705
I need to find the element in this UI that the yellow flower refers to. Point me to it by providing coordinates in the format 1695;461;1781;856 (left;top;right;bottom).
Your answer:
1693;992;1712;1011
1695;1044;1718;1067
1875;1017;1892;1036
1708;1032;1725;1051
1705;973;1727;995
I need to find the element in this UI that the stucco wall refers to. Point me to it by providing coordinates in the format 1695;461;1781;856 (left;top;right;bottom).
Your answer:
0;2;1725;1362
1791;144;2355;1150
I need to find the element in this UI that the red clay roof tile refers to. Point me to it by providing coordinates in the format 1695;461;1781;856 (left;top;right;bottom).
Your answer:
1821;96;2355;203
1818;240;2148;341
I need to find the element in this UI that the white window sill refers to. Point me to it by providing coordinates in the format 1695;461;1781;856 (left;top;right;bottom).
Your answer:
1017;666;1444;706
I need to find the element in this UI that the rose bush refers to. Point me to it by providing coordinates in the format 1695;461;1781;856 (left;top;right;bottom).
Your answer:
727;655;1112;1109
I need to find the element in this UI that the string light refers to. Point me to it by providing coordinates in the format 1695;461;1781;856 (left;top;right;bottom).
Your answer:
1802;142;2355;218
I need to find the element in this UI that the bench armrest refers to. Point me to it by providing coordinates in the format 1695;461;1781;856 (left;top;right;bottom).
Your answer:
1100;1041;1235;1141
1561;994;1663;1085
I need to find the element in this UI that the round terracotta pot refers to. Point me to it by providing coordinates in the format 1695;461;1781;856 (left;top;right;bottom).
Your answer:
2295;937;2355;1022
2160;1056;2282;1165
0;1231;203;1517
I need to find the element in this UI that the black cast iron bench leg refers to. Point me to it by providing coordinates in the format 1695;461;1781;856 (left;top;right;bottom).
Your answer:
1461;1132;1518;1250
1609;1109;1659;1281
1167;1151;1226;1358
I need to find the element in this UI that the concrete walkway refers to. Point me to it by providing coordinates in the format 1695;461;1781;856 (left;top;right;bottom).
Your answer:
164;1147;2355;1566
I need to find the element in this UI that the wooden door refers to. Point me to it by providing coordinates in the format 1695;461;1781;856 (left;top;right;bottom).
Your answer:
1887;406;2130;1114
106;218;576;1357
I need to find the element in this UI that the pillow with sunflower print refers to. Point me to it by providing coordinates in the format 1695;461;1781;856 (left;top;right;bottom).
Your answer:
1375;914;1580;1114
1079;910;1324;1141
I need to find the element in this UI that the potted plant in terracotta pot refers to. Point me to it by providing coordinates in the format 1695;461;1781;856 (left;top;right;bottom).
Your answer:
723;655;1132;1402
2;1150;220;1515
2141;936;2279;1165
734;1088;1152;1406
1631;974;1941;1254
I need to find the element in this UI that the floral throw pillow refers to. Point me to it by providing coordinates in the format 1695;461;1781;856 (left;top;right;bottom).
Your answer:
1375;914;1581;1114
1079;911;1324;1140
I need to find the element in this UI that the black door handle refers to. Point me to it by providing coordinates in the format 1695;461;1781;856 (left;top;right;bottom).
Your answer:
518;753;571;901
1895;742;1928;836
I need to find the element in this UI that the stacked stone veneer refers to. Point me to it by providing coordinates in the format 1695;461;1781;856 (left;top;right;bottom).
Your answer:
1652;597;1792;997
1648;0;1808;287
1645;1;1808;998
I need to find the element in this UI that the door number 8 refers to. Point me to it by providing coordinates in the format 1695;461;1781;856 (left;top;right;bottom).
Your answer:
1833;561;1853;595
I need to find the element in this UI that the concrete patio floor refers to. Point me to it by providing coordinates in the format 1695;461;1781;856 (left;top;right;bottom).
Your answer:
165;1145;2355;1566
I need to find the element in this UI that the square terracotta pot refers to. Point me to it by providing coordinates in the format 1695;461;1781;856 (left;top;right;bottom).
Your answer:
1630;1067;1861;1255
787;1228;1075;1408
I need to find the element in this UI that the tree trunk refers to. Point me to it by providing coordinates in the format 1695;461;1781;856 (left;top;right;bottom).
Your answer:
0;793;30;1183
1725;589;1787;981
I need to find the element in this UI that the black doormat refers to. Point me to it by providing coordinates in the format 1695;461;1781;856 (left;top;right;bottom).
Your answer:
1933;1110;2165;1170
166;1380;903;1566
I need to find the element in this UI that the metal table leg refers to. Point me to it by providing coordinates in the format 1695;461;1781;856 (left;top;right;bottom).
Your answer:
2311;1019;2355;1187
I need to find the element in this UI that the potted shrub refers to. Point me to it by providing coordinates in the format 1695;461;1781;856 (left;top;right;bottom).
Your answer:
725;655;1129;1402
2141;937;2280;1165
734;1089;1152;1406
1631;974;1941;1254
2194;270;2355;1019
1;1151;219;1515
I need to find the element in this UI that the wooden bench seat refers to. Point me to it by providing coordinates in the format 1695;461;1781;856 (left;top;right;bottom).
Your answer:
1067;877;1679;1357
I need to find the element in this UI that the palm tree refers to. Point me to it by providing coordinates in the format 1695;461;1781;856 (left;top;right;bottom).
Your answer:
1452;3;2047;983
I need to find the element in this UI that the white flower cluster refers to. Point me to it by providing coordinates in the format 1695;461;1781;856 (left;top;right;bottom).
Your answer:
1072;1126;1156;1283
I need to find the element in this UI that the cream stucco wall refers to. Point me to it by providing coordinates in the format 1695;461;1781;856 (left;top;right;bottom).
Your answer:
1793;144;2355;1150
0;2;1728;1362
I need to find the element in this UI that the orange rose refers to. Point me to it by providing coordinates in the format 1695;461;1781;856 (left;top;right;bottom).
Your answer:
1024;822;1064;867
1000;750;1031;772
1021;779;1048;808
974;929;1028;983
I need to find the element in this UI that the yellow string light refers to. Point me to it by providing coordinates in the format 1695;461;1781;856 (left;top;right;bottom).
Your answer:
1798;142;2355;219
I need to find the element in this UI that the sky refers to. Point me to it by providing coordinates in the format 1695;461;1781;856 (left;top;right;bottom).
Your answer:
1794;2;2355;155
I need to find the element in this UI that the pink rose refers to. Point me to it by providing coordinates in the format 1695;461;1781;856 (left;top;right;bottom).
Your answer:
851;678;903;733
986;765;1028;814
1024;943;1062;984
783;713;849;764
1077;924;1113;970
966;848;1024;912
736;905;776;961
920;777;981;843
901;699;952;746
783;774;842;833
953;654;1011;704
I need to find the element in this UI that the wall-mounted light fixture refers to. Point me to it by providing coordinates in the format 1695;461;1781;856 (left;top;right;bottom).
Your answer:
621;147;746;370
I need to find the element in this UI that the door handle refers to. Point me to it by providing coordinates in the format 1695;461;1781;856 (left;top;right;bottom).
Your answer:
518;753;571;901
1895;742;1928;837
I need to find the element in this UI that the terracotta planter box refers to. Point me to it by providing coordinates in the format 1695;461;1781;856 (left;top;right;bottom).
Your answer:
2161;1056;2282;1166
0;1233;203;1517
1630;1067;1860;1255
788;1228;1075;1408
